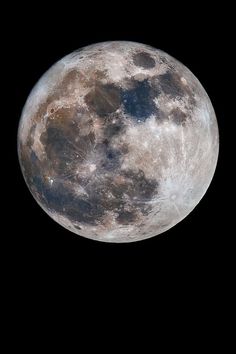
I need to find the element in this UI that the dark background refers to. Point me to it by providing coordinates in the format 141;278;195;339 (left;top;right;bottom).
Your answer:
7;3;233;306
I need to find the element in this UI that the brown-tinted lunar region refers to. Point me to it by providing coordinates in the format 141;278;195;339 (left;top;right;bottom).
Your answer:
18;41;219;242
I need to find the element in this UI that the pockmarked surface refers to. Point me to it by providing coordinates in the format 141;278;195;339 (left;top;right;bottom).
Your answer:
18;41;219;242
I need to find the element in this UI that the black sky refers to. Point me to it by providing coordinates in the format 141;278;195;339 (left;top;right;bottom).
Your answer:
5;3;233;310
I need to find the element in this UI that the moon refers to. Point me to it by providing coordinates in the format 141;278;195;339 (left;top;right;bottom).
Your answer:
17;41;219;242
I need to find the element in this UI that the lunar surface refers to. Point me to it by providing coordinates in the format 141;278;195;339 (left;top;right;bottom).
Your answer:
18;41;219;242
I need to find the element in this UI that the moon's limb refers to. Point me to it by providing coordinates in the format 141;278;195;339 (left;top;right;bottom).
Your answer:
18;41;219;242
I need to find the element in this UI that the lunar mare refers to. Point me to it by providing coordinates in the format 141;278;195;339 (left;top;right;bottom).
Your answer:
18;41;219;242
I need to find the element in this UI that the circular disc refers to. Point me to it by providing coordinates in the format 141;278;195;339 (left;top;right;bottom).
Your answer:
18;41;219;242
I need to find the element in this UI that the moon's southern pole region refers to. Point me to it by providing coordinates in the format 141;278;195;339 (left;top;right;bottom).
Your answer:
17;41;219;242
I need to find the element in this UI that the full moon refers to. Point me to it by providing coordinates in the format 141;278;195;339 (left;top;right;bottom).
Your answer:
18;41;219;242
